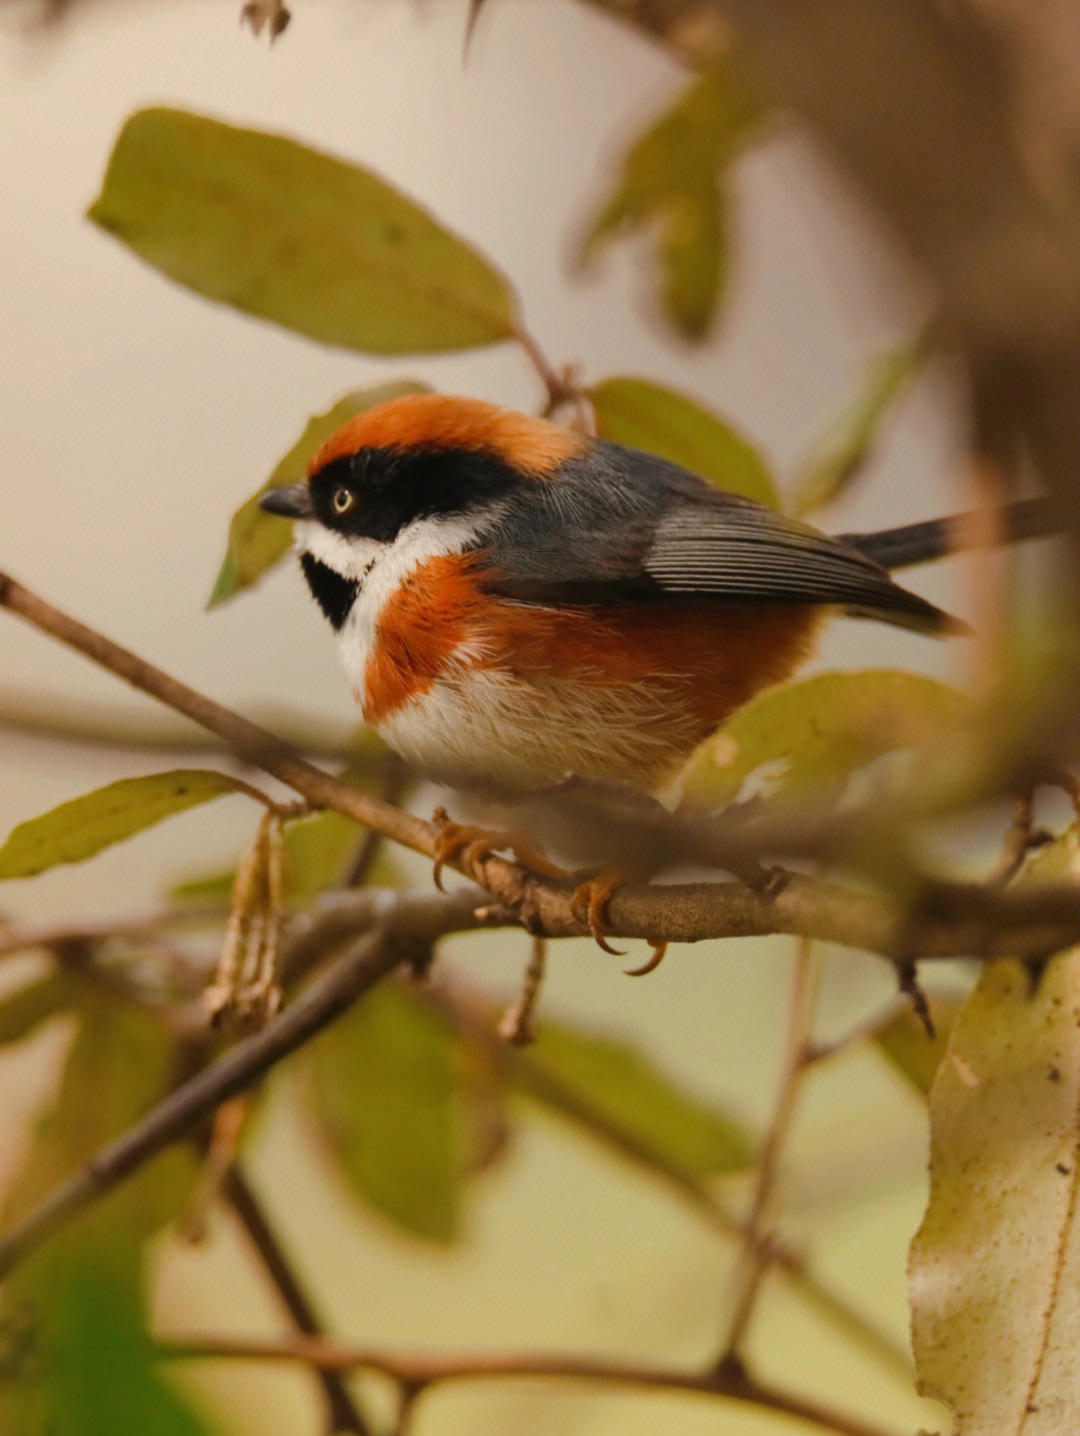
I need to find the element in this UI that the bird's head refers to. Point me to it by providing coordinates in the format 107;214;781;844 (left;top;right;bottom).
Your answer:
259;393;586;629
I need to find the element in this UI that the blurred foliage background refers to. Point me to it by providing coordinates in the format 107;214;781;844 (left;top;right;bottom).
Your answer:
6;1;1080;1433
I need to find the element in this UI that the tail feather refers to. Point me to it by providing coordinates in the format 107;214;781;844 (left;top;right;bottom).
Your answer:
838;496;1060;572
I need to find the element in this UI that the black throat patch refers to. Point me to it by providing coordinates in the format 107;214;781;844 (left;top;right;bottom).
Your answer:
300;552;360;631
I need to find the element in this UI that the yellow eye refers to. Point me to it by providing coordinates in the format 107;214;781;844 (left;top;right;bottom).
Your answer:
331;486;354;515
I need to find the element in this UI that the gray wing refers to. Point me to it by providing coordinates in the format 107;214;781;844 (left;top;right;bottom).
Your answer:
478;442;958;635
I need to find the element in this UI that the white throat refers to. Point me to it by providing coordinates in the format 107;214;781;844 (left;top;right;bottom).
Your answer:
293;512;480;707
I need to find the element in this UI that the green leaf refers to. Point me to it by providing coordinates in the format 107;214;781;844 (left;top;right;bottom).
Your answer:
2;991;194;1255
303;985;461;1242
874;992;964;1095
3;1265;211;1436
681;670;965;811
51;1269;210;1436
590;375;776;506
1016;823;1080;886
0;990;197;1435
89;108;518;354
792;340;926;516
0;973;71;1047
281;808;365;903
578;64;763;338
169;869;236;904
0;769;246;879
911;954;1080;1431
209;381;427;604
520;1022;753;1175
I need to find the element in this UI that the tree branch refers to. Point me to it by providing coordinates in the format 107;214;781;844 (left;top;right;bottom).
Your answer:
9;570;1080;966
155;1331;903;1436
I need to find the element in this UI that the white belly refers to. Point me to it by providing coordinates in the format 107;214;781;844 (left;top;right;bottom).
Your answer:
372;664;699;795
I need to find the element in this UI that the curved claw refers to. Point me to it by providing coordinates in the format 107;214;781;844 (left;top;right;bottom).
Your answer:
431;811;567;890
431;816;475;891
571;872;628;957
624;941;668;977
593;929;627;958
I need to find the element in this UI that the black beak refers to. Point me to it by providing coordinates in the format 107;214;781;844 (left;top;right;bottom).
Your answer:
259;483;314;519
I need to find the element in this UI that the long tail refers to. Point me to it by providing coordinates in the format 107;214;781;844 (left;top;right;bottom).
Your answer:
838;496;1060;572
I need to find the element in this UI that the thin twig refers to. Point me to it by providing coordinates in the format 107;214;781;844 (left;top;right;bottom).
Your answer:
0;906;226;962
989;790;1049;886
154;1332;903;1436
497;933;546;1044
0;686;368;763
720;936;821;1359
342;751;410;888
512;324;582;416
222;1165;372;1435
417;970;911;1380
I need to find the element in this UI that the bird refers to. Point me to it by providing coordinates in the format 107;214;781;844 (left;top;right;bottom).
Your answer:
259;392;1058;807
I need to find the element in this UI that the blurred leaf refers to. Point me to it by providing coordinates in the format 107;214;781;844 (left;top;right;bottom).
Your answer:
303;985;460;1242
681;670;965;811
170;869;236;904
45;1267;211;1436
0;973;70;1047
792;341;926;515
578;64;763;338
172;756;401;904
521;1021;753;1174
0;770;248;879
0;989;195;1435
281;808;365;903
874;991;965;1095
590;376;777;506
209;381;427;605
911;954;1080;1433
1016;823;1080;885
1;990;193;1253
90;109;518;354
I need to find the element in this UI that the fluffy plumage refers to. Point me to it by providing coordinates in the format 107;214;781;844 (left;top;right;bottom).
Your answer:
260;393;961;794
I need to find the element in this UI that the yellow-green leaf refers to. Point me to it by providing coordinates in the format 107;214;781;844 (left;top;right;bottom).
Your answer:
89;108;518;354
590;375;776;506
1016;824;1080;886
0;990;197;1435
1;1264;211;1436
578;64;763;338
47;1269;211;1436
209;381;427;605
303;985;460;1242
1;992;195;1300
0;769;246;878
281;808;365;903
792;340;927;516
911;954;1080;1433
681;670;965;811
0;974;71;1047
520;1022;753;1175
874;991;964;1095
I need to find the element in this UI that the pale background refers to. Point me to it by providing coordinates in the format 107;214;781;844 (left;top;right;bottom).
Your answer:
1;1;964;1430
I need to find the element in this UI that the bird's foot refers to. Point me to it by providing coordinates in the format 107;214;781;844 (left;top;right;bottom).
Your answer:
570;870;667;974
431;807;568;889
